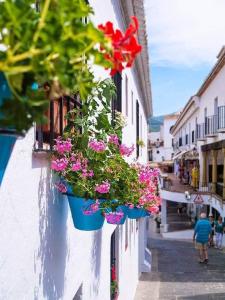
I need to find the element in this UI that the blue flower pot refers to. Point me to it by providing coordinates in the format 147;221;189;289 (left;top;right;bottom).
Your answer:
127;207;147;219
105;205;128;225
0;135;17;185
66;192;105;231
117;205;128;224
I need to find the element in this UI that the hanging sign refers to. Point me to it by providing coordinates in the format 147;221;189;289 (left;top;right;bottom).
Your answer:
193;194;204;204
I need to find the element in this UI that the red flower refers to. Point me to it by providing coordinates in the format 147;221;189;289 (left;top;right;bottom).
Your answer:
111;265;117;281
98;16;142;75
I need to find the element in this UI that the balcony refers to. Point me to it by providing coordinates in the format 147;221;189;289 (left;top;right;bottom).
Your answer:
148;140;164;148
218;106;225;132
196;123;206;141
205;115;217;137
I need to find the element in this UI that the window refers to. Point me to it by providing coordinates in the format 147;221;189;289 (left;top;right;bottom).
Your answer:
136;100;140;158
156;150;160;154
185;134;188;145
214;97;218;115
34;90;80;151
125;75;128;116
112;72;122;122
179;137;182;147
192;130;195;143
131;91;134;124
140;114;142;156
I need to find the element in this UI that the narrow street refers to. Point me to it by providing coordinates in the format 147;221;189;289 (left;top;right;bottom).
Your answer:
135;222;225;300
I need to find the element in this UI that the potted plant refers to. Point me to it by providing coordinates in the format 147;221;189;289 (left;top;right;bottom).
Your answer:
51;79;137;230
111;265;119;300
51;79;161;229
127;165;161;219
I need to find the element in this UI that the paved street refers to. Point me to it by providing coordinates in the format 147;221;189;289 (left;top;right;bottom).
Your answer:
135;229;225;300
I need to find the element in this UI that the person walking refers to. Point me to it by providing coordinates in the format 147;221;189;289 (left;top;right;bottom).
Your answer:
193;212;212;264
208;214;215;248
215;216;224;250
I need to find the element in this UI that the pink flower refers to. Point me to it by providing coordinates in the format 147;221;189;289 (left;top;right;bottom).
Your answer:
88;140;106;153
54;137;72;154
88;170;94;177
71;161;82;171
55;182;67;193
81;169;88;178
109;134;119;145
95;181;111;194
105;211;124;224
119;144;134;157
51;158;68;172
147;205;159;214
83;201;100;215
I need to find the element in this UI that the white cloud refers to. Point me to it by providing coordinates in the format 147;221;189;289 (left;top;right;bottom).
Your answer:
145;0;225;67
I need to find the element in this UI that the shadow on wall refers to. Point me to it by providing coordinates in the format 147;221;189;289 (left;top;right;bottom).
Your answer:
35;163;68;300
91;229;103;297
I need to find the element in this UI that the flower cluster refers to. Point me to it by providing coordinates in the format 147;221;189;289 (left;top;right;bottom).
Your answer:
137;165;161;214
95;181;111;194
111;265;118;300
53;137;72;154
88;140;106;153
109;134;119;145
105;211;124;224
119;144;135;157
82;201;100;215
51;158;68;172
98;16;142;76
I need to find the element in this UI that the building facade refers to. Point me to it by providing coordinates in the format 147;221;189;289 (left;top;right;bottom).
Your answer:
168;46;225;223
0;1;152;299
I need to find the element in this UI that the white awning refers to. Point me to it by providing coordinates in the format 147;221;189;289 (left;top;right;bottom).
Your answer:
173;147;199;161
173;150;187;160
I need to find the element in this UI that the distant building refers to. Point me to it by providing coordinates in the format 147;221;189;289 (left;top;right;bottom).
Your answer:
148;112;180;163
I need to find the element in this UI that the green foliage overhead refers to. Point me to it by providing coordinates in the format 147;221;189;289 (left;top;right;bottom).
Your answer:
0;0;111;133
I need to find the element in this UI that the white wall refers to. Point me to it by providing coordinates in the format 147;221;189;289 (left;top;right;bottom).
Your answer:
0;1;150;299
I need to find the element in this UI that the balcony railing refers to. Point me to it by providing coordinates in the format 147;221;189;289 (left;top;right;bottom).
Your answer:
205;115;217;136
196;123;206;140
218;106;225;131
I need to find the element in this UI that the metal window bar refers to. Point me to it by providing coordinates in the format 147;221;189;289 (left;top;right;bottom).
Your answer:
34;96;79;152
218;106;225;130
196;123;205;140
205;115;217;135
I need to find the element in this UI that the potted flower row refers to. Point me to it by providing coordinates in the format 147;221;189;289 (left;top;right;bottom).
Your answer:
51;80;160;231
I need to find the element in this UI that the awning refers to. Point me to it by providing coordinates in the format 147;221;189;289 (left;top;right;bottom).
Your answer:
184;149;199;160
173;147;199;161
173;150;187;160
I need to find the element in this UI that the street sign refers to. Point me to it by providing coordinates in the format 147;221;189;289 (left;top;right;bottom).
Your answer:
193;194;204;204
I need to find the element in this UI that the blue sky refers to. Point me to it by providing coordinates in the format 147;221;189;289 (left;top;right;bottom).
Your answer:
151;65;211;115
145;0;225;116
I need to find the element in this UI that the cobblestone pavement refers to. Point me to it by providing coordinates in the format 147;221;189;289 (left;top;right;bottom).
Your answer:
135;232;225;300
